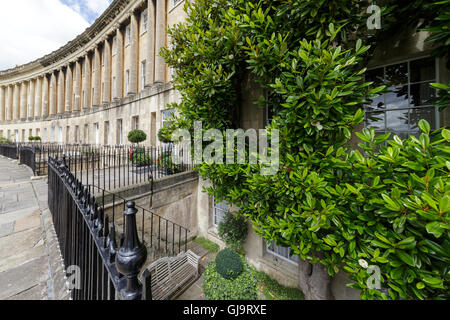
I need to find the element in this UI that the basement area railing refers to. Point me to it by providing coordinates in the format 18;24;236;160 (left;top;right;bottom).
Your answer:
48;156;151;300
48;156;191;300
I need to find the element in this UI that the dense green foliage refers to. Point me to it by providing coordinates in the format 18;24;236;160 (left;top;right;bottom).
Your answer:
215;248;244;280
162;0;450;299
158;127;174;143
432;82;450;111
254;270;304;300
218;211;248;250
202;259;259;300
127;130;147;144
0;137;13;144
422;0;450;64
27;136;41;141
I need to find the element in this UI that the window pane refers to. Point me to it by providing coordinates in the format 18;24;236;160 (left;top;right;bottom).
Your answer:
366;94;385;111
410;57;435;83
385;85;408;109
365;112;385;131
386;109;409;132
268;242;299;264
410;83;436;107
366;68;384;86
215;200;229;211
409;107;436;131
386;63;408;85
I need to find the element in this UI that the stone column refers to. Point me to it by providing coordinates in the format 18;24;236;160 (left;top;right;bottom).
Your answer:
57;69;65;114
28;80;35;120
154;0;166;83
83;53;92;109
42;75;49;117
93;47;101;106
74;60;81;111
103;37;112;103
49;72;57;115
114;26;124;99
6;85;13;121
34;77;42;118
65;65;73;113
13;84;20;120
129;11;138;94
0;86;5;122
20;81;27;120
146;0;155;86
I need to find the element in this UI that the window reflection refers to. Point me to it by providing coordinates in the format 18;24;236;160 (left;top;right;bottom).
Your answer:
410;83;436;107
364;57;437;137
385;63;408;85
410;57;435;82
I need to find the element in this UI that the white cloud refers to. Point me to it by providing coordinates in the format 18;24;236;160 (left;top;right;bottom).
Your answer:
86;0;111;15
0;0;90;71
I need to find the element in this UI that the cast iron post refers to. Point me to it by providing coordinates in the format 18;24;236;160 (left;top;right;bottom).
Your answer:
115;201;147;300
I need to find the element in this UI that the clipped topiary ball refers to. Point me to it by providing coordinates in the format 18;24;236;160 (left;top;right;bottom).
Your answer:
215;248;243;280
128;130;147;144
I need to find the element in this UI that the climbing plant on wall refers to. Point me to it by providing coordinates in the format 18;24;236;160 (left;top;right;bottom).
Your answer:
161;0;450;300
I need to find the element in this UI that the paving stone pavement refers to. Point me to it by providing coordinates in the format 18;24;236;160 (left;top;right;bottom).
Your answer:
0;156;69;300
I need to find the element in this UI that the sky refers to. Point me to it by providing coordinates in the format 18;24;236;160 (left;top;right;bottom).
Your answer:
0;0;112;71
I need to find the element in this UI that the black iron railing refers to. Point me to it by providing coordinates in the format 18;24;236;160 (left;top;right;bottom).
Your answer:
88;184;190;257
48;156;152;300
0;144;18;159
2;143;193;186
19;146;36;173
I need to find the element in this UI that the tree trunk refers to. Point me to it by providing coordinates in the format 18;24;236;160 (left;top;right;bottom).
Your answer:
298;259;334;300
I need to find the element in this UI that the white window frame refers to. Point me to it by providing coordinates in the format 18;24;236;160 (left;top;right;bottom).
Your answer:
112;37;117;55
75;126;79;143
125;70;130;94
117;119;123;145
84;124;89;144
266;241;299;265
125;25;131;46
364;56;440;137
104;121;110;145
212;196;229;227
132;116;139;131
170;0;183;10
141;11;148;34
112;77;117;98
141;60;146;90
66;126;70;143
94;123;99;146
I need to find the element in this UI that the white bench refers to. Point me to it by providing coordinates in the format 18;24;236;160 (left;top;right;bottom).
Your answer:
141;250;200;300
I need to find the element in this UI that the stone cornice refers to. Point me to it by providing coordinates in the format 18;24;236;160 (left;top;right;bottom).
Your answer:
0;0;133;79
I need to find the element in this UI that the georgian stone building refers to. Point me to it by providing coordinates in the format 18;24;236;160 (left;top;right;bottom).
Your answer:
1;0;449;300
0;0;187;145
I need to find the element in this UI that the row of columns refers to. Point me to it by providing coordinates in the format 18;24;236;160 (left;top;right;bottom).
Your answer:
0;0;167;123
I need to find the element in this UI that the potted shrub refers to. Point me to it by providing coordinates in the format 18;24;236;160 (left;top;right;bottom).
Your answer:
156;151;181;174
129;148;152;167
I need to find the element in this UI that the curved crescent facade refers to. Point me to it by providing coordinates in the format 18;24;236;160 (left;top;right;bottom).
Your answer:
0;0;186;145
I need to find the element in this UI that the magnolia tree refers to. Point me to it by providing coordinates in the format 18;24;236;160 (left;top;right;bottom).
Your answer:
161;0;450;300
